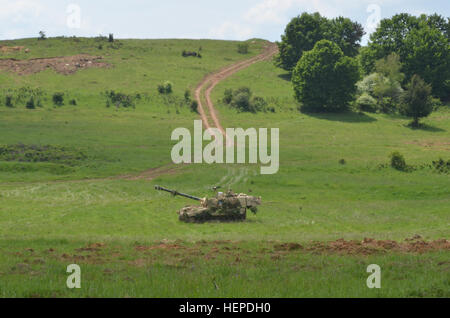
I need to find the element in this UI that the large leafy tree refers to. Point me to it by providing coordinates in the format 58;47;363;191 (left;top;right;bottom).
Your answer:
402;25;450;100
276;12;364;71
292;40;360;112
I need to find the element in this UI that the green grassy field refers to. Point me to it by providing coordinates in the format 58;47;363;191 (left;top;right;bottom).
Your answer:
0;38;449;298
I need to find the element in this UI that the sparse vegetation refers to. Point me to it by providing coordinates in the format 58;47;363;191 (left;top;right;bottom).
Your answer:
104;90;136;108
0;144;87;165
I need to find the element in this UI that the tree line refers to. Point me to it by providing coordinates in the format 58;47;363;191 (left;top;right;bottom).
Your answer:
276;12;449;127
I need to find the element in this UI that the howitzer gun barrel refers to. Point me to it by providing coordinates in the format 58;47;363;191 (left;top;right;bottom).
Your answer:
155;186;202;201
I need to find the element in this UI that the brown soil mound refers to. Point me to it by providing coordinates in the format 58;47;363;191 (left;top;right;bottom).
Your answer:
0;54;110;75
304;238;450;255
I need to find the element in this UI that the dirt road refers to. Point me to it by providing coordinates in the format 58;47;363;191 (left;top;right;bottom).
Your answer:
194;42;279;137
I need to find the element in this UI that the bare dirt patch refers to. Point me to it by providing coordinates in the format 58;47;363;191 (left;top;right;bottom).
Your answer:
406;140;450;151
0;46;28;54
302;238;450;256
0;54;110;75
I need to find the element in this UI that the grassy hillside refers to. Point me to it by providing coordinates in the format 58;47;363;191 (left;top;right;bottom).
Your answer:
0;38;449;298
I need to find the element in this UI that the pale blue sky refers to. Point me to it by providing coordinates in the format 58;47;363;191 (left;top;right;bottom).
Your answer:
1;0;449;44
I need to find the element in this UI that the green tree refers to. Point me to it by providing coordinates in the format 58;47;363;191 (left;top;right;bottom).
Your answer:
402;24;450;99
401;75;433;127
292;40;360;112
327;16;365;57
276;12;364;71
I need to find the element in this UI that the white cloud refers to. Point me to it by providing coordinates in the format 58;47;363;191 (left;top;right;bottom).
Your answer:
209;21;254;40
245;0;297;24
243;0;402;25
0;0;44;21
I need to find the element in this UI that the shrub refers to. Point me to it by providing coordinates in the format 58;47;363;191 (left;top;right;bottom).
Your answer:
390;152;407;171
223;89;233;104
432;158;450;174
401;75;433;127
292;40;360;112
430;97;443;110
26;98;35;109
222;87;268;113
379;97;397;114
108;33;114;43
233;92;252;112
356;93;378;113
52;92;64;106
158;81;173;94
5;95;13;107
251;96;268;112
237;43;249;54
182;50;201;58
184;90;191;102
190;100;198;113
357;73;382;96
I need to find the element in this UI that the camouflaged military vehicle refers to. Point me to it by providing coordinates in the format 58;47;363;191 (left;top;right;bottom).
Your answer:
155;185;261;223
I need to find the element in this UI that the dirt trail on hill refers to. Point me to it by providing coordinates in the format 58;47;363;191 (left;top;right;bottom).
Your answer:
128;42;278;180
195;42;279;137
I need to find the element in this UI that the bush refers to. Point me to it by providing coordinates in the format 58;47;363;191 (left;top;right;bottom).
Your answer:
251;96;268;112
184;90;191;102
182;50;201;58
379;97;397;114
222;87;268;113
26;98;35;109
223;89;233;104
233;92;252;112
356;93;378;113
390;152;407;171
158;81;173;94
52;92;64;106
108;33;114;43
432;158;450;174
5;95;13;107
430;97;443;110
292;40;360;112
190;100;198;113
237;43;249;54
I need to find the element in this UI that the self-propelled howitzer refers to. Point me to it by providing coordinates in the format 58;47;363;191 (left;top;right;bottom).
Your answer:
154;186;261;223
